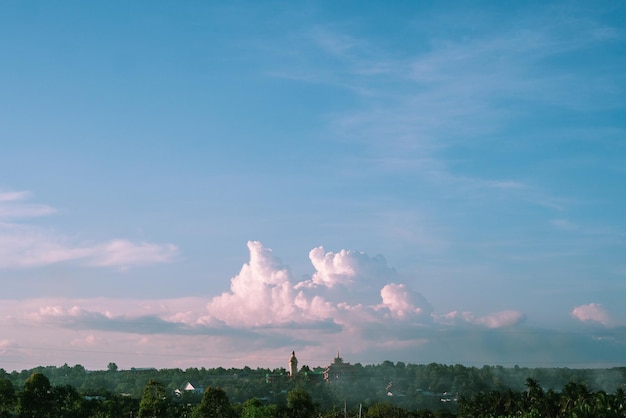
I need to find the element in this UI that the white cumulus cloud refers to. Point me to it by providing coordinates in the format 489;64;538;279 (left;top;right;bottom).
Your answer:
378;283;432;320
308;247;359;287
306;246;395;290
205;242;438;331
206;241;300;327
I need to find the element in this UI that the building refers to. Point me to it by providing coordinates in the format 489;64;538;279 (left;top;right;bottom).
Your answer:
323;351;354;382
174;382;204;397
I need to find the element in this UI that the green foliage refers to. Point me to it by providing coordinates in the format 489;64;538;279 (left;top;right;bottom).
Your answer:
90;393;140;418
366;401;409;417
1;362;625;417
52;385;85;417
20;372;54;418
193;386;236;418
241;397;279;418
458;380;626;418
0;377;16;418
138;379;169;418
286;388;316;418
239;398;279;418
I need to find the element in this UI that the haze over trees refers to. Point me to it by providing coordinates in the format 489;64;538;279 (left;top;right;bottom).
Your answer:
0;361;624;417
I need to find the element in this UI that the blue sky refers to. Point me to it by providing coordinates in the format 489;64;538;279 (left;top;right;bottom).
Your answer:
1;1;625;371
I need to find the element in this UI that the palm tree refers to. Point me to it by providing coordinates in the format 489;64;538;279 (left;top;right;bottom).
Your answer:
523;378;544;415
613;388;625;413
501;388;522;416
560;381;591;417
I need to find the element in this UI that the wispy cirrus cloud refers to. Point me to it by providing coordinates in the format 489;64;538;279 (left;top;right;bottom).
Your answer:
0;190;32;202
268;7;624;212
0;190;56;218
0;190;178;269
86;240;179;268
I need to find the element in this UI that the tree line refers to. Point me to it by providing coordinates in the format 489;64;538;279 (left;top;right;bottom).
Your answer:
0;361;624;417
458;378;626;418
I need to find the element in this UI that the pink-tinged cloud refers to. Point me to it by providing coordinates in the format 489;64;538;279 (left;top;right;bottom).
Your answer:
305;246;394;289
293;294;335;320
205;242;429;329
0;190;56;218
2;242;561;370
0;191;30;202
206;241;300;326
87;240;179;268
433;310;524;329
70;335;100;347
0;339;18;356
0;225;178;269
0;224;93;268
378;283;432;320
16;243;527;344
572;303;614;326
432;310;474;326
473;310;525;328
308;247;359;287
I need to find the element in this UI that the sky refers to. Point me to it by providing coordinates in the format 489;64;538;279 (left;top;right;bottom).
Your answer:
1;0;625;372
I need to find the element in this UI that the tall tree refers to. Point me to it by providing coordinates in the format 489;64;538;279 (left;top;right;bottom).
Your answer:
0;377;16;418
138;379;169;418
523;377;545;416
193;387;236;418
52;384;85;418
20;372;54;418
287;388;317;418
